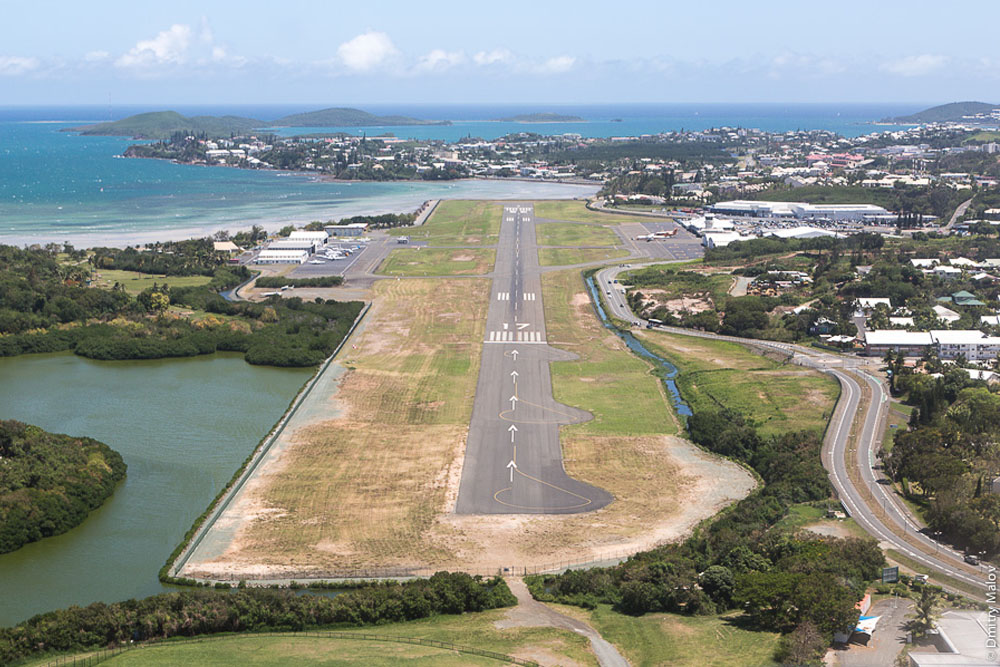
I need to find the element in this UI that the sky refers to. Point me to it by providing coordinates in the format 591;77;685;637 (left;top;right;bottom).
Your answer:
1;0;998;107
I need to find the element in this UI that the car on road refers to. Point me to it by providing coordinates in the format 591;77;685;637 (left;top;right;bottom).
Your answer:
964;554;981;566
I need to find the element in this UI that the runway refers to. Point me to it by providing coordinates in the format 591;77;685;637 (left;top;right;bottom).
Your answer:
455;204;614;514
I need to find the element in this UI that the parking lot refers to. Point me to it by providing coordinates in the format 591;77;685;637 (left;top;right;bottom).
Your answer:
619;220;705;261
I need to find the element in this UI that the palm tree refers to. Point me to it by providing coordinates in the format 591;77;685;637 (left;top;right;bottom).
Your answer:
908;586;941;637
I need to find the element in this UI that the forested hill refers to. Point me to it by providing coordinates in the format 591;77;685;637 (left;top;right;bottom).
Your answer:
72;107;450;138
72;111;263;138
0;420;127;553
884;101;999;124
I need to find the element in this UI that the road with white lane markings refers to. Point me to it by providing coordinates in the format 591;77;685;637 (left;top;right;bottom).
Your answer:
594;261;991;599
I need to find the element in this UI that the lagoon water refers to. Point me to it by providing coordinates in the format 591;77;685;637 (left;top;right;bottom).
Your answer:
0;103;917;245
0;352;311;626
0;120;599;245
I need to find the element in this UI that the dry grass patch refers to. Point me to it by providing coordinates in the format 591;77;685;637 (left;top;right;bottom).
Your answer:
188;269;752;580
190;278;490;577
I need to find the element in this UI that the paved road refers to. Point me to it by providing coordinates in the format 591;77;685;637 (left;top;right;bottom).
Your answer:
944;197;974;231
594;262;990;598
455;204;614;514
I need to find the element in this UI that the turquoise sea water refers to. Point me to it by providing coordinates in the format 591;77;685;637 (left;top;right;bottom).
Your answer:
0;104;917;245
0;121;598;245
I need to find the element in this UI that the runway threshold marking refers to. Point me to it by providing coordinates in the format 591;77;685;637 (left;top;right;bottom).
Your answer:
492;466;594;510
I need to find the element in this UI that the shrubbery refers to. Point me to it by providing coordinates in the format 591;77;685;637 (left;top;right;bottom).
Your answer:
526;406;883;645
0;421;126;553
0;573;516;664
0;243;363;368
256;276;344;288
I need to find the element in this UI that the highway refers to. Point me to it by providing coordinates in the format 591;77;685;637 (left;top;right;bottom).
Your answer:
594;262;990;598
455;204;614;514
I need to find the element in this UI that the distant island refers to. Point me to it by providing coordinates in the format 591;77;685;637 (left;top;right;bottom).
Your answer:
0;420;126;554
69;107;451;139
494;112;585;123
883;101;999;124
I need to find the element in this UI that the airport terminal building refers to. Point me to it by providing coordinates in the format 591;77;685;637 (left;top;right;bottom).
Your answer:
709;200;891;222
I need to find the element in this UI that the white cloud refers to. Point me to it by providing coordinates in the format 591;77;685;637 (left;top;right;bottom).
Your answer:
337;31;397;71
473;49;513;66
536;55;575;74
880;54;947;77
415;49;465;72
0;56;39;76
768;52;845;79
84;50;110;63
116;24;193;68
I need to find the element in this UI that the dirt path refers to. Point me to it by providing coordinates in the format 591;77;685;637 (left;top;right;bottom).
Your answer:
497;578;629;667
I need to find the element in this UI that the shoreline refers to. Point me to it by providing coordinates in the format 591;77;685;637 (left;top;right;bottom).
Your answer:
0;179;599;248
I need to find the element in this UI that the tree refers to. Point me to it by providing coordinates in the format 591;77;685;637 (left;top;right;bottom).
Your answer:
907;586;941;637
149;291;170;313
699;565;735;606
776;621;827;666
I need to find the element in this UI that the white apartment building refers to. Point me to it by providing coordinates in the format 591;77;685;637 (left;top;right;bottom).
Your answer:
930;330;1000;362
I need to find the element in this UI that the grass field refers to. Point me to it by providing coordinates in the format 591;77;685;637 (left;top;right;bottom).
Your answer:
535;222;621;247
533;200;654;225
555;605;780;667
538;247;629;267
192;268;748;578
198;278;491;573
636;332;838;437
388;200;501;246
544;271;676;438
89;269;213;295
379;248;495;276
480;269;753;560
96;609;596;667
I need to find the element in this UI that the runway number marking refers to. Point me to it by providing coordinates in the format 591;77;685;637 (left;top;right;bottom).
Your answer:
516;323;530;330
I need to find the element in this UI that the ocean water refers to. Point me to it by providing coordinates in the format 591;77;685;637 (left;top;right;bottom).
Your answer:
0;104;919;244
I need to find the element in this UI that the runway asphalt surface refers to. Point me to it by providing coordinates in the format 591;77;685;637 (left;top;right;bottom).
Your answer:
455;204;614;514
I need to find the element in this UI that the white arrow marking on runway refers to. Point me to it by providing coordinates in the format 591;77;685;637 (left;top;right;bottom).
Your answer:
509;395;518;410
510;370;519;381
507;459;517;482
511;350;519;361
508;424;518;442
516;322;530;330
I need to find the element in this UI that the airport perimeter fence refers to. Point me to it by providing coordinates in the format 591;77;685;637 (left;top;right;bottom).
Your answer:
212;549;638;587
167;303;372;580
40;630;539;667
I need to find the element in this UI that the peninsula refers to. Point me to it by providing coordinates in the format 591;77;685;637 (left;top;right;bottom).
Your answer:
883;100;1000;124
0;420;126;553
